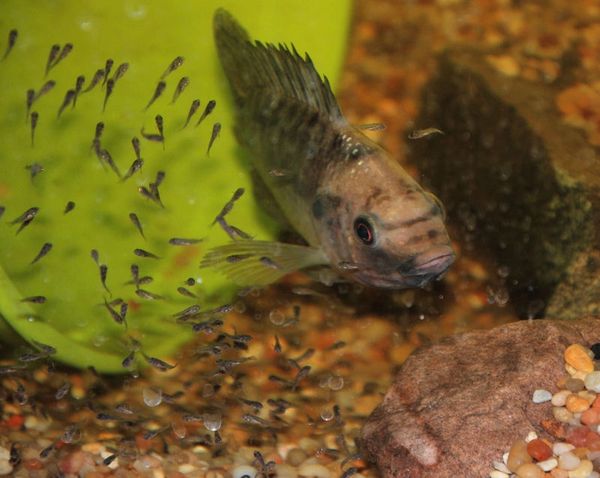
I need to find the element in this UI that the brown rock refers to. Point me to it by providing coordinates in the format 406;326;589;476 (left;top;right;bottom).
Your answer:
408;50;600;320
361;317;600;478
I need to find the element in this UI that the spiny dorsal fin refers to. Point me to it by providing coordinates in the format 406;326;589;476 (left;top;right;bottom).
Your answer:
200;239;329;286
213;8;343;121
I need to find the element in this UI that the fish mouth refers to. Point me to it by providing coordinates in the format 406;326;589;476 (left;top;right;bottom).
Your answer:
410;251;455;277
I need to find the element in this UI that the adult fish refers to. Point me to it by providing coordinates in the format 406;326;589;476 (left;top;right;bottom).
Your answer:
202;9;454;289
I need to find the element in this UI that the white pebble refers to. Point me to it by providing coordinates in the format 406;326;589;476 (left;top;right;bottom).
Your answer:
553;442;575;455
537;457;558;472
558;451;580;471
532;389;552;403
489;471;509;478
232;465;257;478
493;461;511;473
584;371;600;393
0;460;12;475
567;459;593;477
525;430;538;442
0;448;8;461
298;463;331;478
552;390;571;407
589;472;600;478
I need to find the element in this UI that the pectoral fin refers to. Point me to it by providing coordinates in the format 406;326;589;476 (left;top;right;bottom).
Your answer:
200;240;329;286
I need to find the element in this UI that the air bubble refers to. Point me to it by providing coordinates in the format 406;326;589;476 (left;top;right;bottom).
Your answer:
203;412;222;432
171;422;186;439
328;375;344;391
269;309;285;326
320;407;334;421
142;387;162;407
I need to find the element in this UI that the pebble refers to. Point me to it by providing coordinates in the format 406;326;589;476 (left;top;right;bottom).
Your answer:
286;448;308;467
557;451;580;471
532;389;552;403
526;439;552;461
507;440;532;472
565;378;585;393
537;457;558;472
553;443;575;455
275;464;298;478
297;463;331;478
490;471;509;478
552;390;572;407
553;406;574;423
564;344;594;373
585;371;600;393
565;394;591;413
232;465;257;478
0;459;13;476
566;459;593;477
515;463;545;478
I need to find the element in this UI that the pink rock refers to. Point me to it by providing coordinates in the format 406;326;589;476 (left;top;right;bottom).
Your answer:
361;318;600;478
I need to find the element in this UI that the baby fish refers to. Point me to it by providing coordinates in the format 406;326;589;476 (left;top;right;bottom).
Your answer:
57;89;76;118
206;122;221;155
103;78;115;111
21;295;46;304
102;58;114;86
55;382;71;400
131;136;141;159
72;75;85;107
25;163;45;178
196;99;216;126
2;29;17;61
29;112;38;147
183;99;200;128
104;298;125;326
112;62;129;82
177;286;197;298
169;237;203;246
408;127;444;139
64;201;75;214
145;80;166;110
99;263;110;293
212;187;244;225
0;206;5;220
45;44;60;76
133;248;159;259
90;249;99;264
203;10;455;289
35;79;56;100
123;158;144;181
172;76;190;103
30;242;52;264
135;288;163;300
143;354;176;371
83;68;104;93
160;55;184;79
129;212;144;238
11;206;39;234
54;43;73;68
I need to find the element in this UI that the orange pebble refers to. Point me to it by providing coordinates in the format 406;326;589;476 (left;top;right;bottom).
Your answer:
564;344;594;373
592;395;600;409
527;438;553;461
581;407;600;425
565;394;591;413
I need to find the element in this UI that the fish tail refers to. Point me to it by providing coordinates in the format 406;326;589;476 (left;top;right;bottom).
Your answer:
213;8;252;105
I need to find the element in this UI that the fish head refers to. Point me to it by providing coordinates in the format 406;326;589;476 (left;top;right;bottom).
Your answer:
312;151;455;289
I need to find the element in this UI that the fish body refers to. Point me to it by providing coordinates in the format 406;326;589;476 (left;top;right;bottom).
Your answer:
206;9;454;289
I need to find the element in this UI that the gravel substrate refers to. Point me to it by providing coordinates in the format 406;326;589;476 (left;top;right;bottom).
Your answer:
2;0;599;476
491;343;600;478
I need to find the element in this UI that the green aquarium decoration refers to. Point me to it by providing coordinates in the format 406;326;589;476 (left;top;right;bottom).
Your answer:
0;1;351;372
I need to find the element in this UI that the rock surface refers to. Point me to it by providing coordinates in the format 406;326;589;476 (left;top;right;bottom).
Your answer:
408;50;600;319
361;317;600;478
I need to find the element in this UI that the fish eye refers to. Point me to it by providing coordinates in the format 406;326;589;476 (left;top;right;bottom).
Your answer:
354;217;375;245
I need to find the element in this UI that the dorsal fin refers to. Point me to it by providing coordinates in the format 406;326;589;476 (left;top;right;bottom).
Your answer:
213;8;343;121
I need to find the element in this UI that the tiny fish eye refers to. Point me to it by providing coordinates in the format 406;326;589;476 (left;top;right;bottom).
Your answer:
353;217;375;245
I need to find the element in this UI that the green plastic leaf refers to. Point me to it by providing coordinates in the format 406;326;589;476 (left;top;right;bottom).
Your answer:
0;1;351;372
